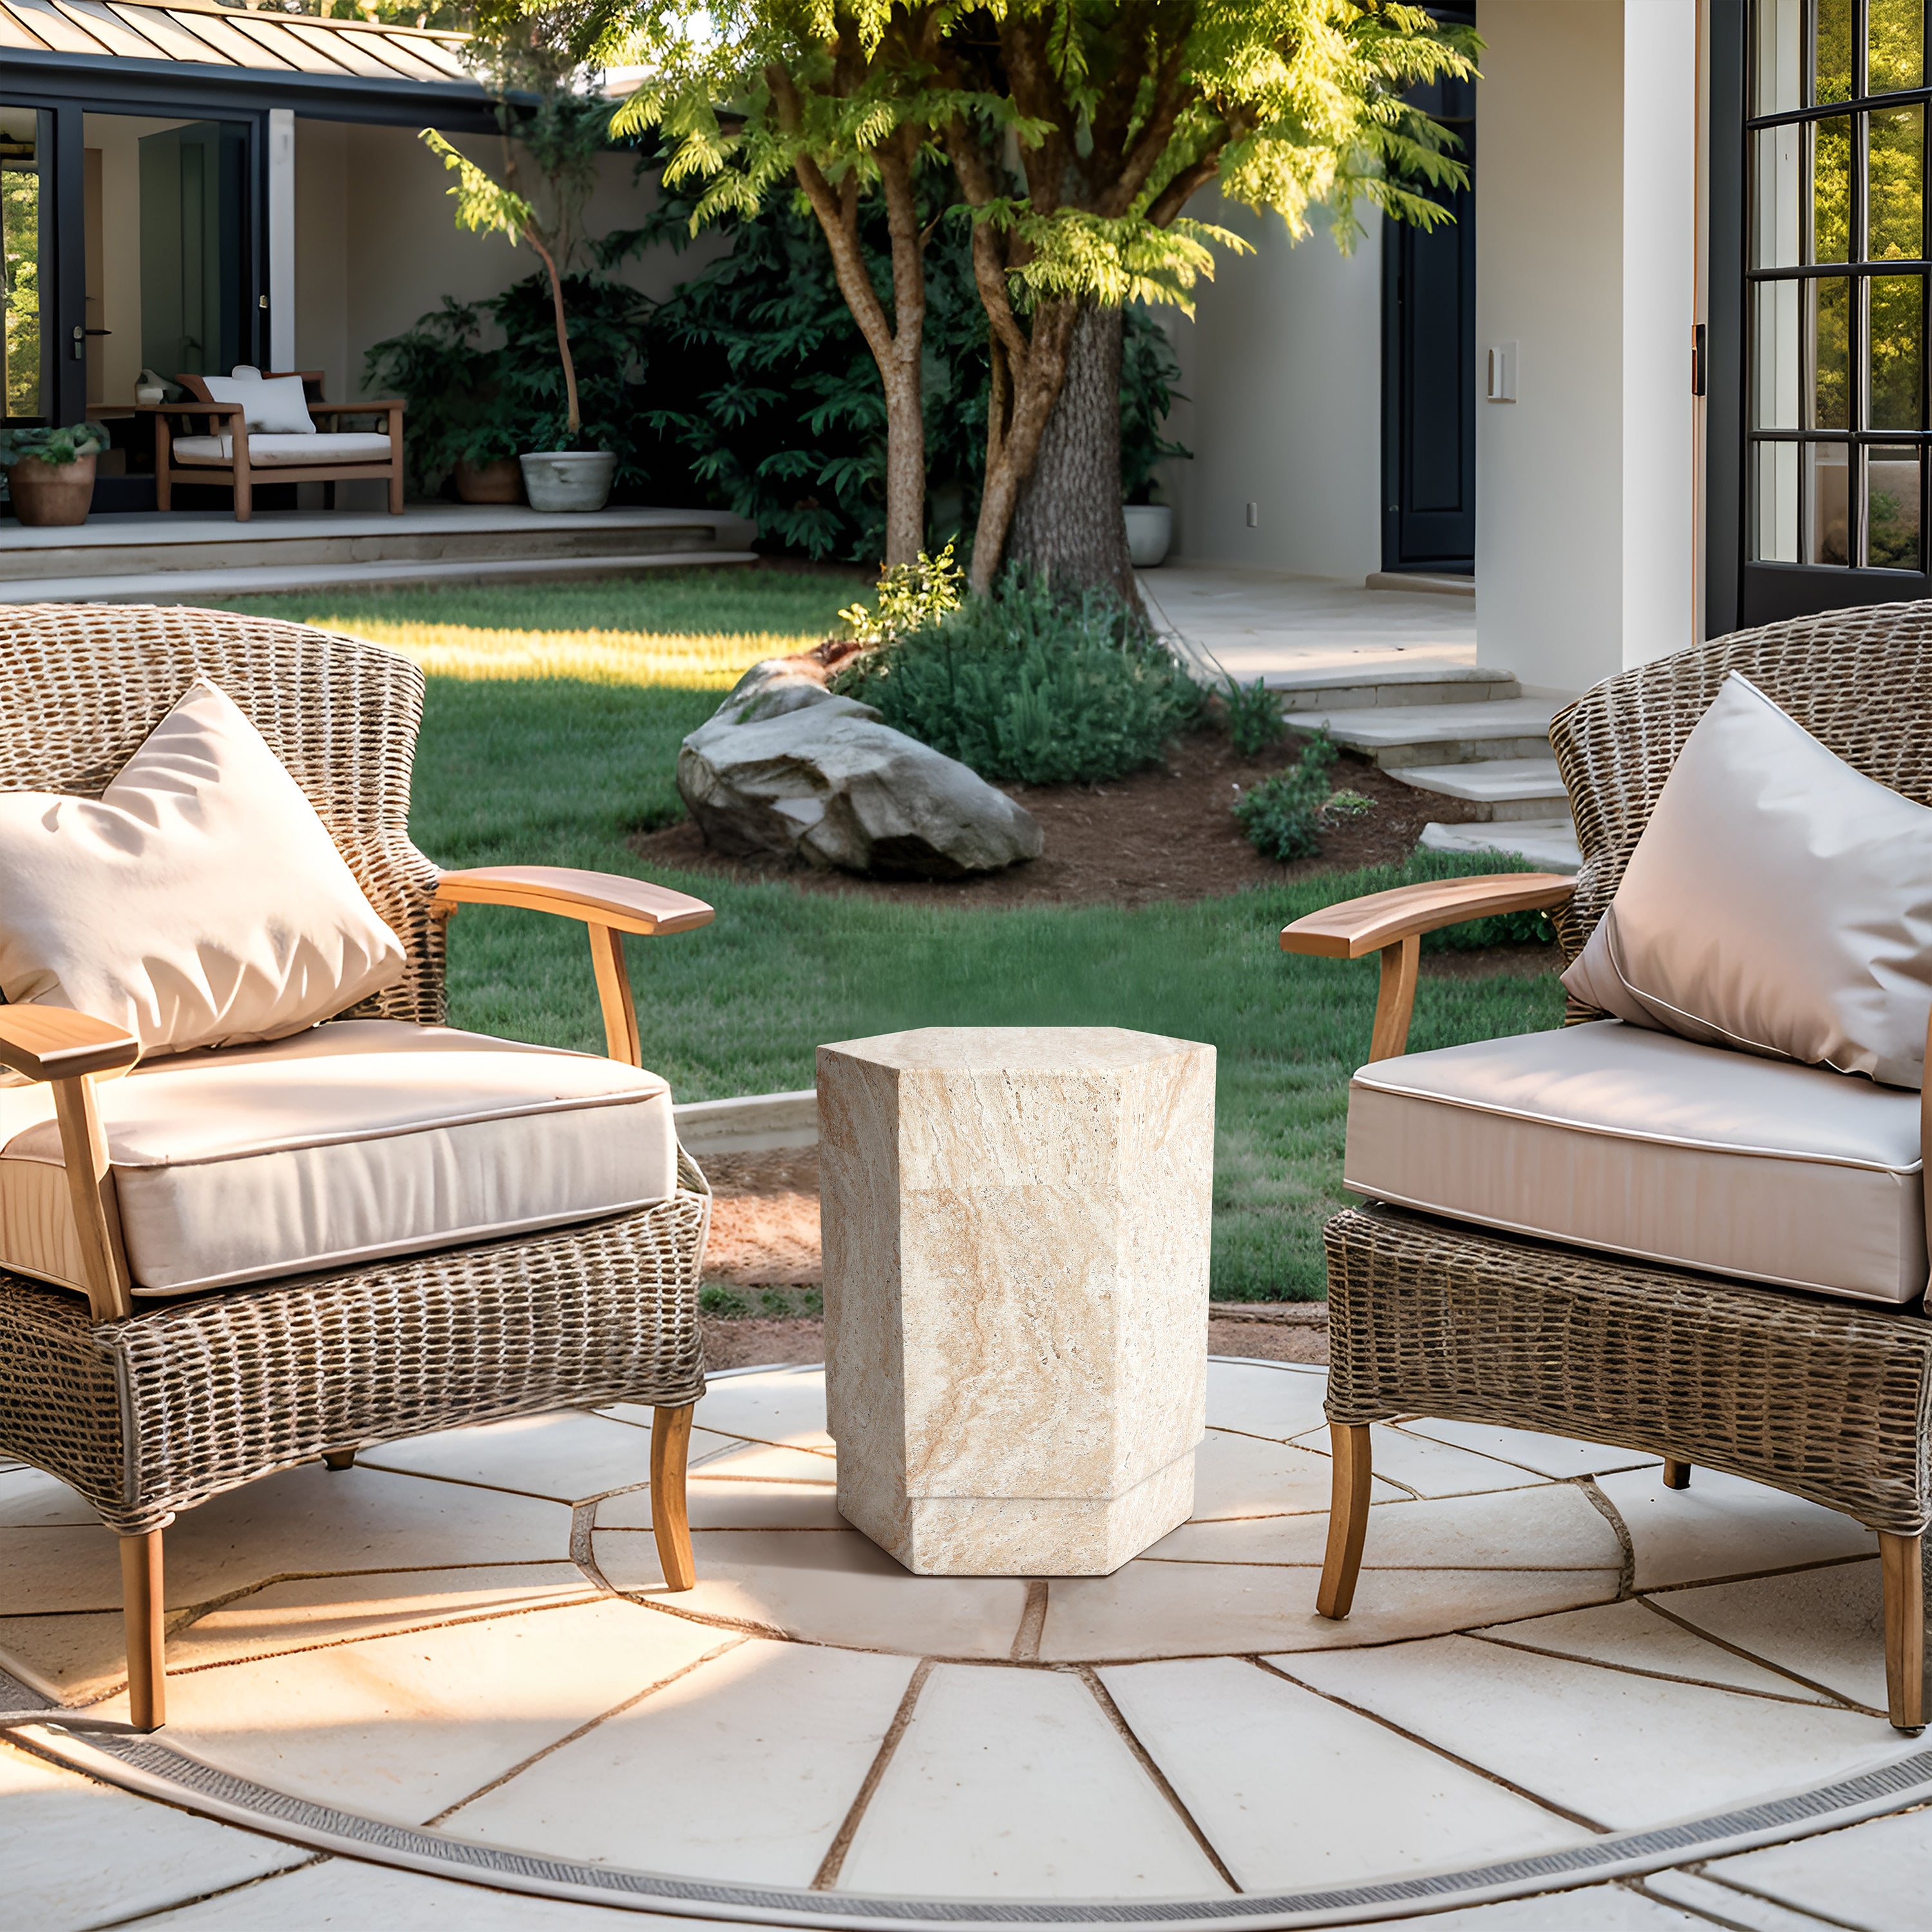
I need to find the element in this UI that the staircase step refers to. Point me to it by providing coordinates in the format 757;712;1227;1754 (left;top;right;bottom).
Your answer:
1287;698;1559;770
1266;664;1520;713
1421;819;1582;876
1392;758;1569;821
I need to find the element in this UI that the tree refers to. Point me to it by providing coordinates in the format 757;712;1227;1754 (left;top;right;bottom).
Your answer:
576;1;1473;585
599;3;964;565
934;2;1477;591
422;44;612;444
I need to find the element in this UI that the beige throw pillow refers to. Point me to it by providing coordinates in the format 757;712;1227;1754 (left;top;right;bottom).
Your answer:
0;679;404;1058
1561;671;1932;1090
202;370;316;436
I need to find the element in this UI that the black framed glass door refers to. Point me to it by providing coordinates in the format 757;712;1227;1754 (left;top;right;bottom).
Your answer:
1740;0;1932;623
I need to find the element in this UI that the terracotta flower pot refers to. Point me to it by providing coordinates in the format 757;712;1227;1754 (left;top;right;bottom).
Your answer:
8;453;95;527
454;457;524;504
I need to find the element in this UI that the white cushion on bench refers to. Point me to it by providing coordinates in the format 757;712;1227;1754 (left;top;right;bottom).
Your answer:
0;1021;678;1296
172;433;392;467
1346;1020;1925;1305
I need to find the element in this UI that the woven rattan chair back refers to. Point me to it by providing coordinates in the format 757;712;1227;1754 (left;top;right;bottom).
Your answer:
1548;598;1932;968
0;603;444;1024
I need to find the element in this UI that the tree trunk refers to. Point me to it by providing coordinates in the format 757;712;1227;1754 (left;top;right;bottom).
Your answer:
1006;301;1135;599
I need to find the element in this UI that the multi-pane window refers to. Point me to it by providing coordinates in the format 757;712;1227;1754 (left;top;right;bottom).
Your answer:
1751;0;1929;571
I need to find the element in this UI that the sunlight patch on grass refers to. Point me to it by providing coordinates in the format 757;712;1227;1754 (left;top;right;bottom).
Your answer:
317;621;807;690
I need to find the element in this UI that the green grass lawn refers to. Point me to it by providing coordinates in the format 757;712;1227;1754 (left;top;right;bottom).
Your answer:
213;571;1565;1300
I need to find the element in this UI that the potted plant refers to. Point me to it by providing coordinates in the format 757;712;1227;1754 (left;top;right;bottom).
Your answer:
1;423;109;527
1120;310;1190;567
424;70;617;513
365;298;526;503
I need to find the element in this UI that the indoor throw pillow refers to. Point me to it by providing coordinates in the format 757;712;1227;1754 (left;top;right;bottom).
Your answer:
1561;670;1932;1089
0;679;405;1057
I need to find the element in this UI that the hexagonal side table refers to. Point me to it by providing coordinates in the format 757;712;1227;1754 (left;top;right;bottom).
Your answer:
817;1026;1215;1577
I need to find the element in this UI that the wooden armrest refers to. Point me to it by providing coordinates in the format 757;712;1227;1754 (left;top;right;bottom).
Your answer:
1282;875;1575;959
309;401;405;416
0;1010;137;1320
433;866;714;936
433;867;714;1070
0;1007;140;1083
1282;873;1575;1063
150;402;243;417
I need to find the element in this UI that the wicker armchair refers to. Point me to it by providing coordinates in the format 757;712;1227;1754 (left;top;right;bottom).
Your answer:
0;605;714;1734
1283;602;1932;1734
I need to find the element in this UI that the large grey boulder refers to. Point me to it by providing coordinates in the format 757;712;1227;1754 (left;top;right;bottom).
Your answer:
677;659;1043;878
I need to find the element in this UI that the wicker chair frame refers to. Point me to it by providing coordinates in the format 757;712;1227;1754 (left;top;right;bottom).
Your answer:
1301;600;1932;1733
0;605;712;1732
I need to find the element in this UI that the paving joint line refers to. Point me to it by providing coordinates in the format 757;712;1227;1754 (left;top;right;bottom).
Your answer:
811;1657;933;1889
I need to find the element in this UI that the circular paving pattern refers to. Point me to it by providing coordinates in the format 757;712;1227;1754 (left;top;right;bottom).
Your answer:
3;1359;1929;1927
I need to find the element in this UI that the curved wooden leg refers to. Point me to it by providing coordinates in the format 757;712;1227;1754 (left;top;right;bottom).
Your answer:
120;1529;165;1732
1663;1459;1692;1490
1316;1424;1374;1620
1881;1531;1924;1732
651;1403;697;1592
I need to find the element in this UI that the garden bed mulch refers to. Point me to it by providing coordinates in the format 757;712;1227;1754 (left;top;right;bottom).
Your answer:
635;727;1503;911
697;1146;1330;1372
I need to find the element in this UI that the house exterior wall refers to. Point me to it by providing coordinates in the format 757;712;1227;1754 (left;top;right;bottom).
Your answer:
1477;0;1701;698
1162;196;1384;580
294;118;723;407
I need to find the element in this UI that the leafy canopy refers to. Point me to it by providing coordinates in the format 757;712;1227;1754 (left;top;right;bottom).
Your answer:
589;1;1478;314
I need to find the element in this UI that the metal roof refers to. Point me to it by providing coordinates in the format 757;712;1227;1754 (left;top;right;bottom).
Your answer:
0;0;473;86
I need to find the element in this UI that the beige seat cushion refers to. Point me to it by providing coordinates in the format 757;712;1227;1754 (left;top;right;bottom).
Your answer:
1347;1021;1924;1305
0;679;404;1057
0;1021;679;1296
172;433;392;466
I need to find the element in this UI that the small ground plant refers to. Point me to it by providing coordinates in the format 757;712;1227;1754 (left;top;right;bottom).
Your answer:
1220;674;1284;757
1233;733;1343;860
835;565;1204;785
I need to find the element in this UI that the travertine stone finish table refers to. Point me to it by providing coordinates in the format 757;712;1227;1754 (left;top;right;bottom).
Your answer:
817;1027;1215;1577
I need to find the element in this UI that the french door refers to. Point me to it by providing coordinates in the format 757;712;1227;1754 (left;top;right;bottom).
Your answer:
1740;0;1932;623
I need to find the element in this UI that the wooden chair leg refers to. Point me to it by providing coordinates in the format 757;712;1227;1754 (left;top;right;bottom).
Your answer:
1663;1458;1692;1489
321;1448;356;1472
120;1529;165;1732
1316;1423;1374;1620
651;1402;697;1592
1881;1531;1924;1731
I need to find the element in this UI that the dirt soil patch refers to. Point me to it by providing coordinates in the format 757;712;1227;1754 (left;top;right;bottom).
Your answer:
636;726;1512;911
697;1145;1331;1370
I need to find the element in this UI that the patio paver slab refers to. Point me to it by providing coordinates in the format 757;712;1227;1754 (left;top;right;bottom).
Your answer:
1285;1423;1553;1499
0;1737;307;1932
358;1411;667;1502
444;1637;915;1885
1593;1466;1877;1589
1390;1421;1663;1481
1193;1359;1335;1441
597;1477;846;1532
835;1661;1229;1897
1099;1655;1589;1890
1707;1803;1932;1927
1189;1426;1405;1520
1280;1635;1916;1830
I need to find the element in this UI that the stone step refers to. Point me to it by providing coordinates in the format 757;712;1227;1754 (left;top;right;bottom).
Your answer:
1364;571;1475;598
1286;697;1559;769
0;549;760;605
1420;818;1582;875
1392;757;1570;821
1266;663;1520;713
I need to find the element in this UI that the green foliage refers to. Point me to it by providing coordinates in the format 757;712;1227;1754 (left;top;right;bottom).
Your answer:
1121;316;1190;505
601;168;1186;562
834;569;1205;785
1233;734;1340;862
0;422;109;466
839;543;964;643
1220;675;1285;759
363;272;652;491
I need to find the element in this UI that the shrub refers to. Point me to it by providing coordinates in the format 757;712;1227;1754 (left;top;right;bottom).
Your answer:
834;567;1206;785
1220;674;1284;757
1232;734;1341;861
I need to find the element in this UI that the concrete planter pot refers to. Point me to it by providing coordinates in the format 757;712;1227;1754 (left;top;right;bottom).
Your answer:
454;457;524;504
519;450;616;513
8;454;95;527
1124;504;1173;567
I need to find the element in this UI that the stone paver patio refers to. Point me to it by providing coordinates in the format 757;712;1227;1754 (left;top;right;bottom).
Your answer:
4;1358;1929;1930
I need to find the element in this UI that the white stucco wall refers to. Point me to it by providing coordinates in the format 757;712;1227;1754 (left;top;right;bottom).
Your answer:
1162;198;1384;580
294;118;724;406
1477;0;1701;698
